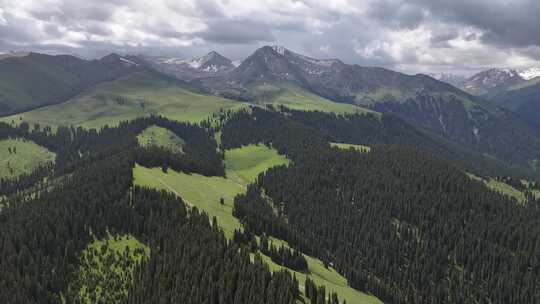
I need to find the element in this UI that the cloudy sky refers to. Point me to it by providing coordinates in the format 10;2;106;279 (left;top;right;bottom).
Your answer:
1;0;539;75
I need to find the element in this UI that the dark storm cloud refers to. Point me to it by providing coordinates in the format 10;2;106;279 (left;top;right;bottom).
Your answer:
29;2;118;24
1;0;540;74
199;19;275;44
368;0;426;29
0;13;39;45
430;32;459;45
410;0;540;47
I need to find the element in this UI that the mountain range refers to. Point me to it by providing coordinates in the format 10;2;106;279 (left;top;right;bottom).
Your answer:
1;46;539;171
140;51;235;81
444;68;539;127
2;45;540;304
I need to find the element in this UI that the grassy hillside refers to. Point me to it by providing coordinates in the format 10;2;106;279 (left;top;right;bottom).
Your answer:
249;83;377;115
522;180;540;199
133;165;381;304
0;138;55;179
67;234;149;303
331;142;371;153
467;173;526;203
137;125;185;153
263;237;381;304
224;144;289;185
1;73;249;129
0;53;138;116
133;145;379;303
133;164;244;238
133;145;381;304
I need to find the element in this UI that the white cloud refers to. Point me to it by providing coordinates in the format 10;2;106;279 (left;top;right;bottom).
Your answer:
0;0;539;75
0;8;6;26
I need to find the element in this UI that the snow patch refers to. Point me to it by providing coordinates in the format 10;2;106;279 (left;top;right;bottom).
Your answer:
472;126;479;142
203;65;219;72
188;57;205;69
272;45;286;55
438;114;447;134
119;57;138;66
232;59;243;67
289;51;339;67
519;67;540;80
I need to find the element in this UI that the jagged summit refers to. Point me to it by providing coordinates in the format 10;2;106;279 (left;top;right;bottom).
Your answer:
144;51;234;81
271;45;287;55
461;68;524;95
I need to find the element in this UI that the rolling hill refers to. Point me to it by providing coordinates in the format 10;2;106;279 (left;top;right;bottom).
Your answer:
0;52;148;116
1;72;249;128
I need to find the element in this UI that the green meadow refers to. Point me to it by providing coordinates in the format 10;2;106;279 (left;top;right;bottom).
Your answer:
225;144;289;185
249;83;377;115
133;144;380;304
1;73;249;129
133;164;245;238
467;173;526;203
331;142;371;153
0;138;55;179
69;233;149;303
137;125;185;153
0;74;380;130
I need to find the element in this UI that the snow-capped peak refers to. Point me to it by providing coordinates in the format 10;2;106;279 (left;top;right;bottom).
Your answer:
519;67;540;80
469;68;521;83
271;45;287;56
160;51;230;70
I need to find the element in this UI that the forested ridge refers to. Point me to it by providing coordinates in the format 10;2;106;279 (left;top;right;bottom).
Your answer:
1;105;539;303
0;117;301;303
220;106;539;179
0;115;222;196
221;107;540;304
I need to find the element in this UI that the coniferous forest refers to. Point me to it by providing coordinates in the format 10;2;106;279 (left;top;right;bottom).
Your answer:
1;106;539;304
222;107;540;304
0;116;298;303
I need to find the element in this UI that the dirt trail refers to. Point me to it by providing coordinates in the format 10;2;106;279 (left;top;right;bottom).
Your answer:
157;178;193;208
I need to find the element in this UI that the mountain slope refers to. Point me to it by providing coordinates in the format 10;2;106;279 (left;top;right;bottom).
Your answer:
142;51;235;81
489;77;540;127
220;108;540;304
197;46;540;169
1;72;248;128
430;72;466;87
461;68;525;96
0;52;146;116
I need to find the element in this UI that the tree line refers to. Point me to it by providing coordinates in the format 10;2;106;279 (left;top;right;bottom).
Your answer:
0;115;223;196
